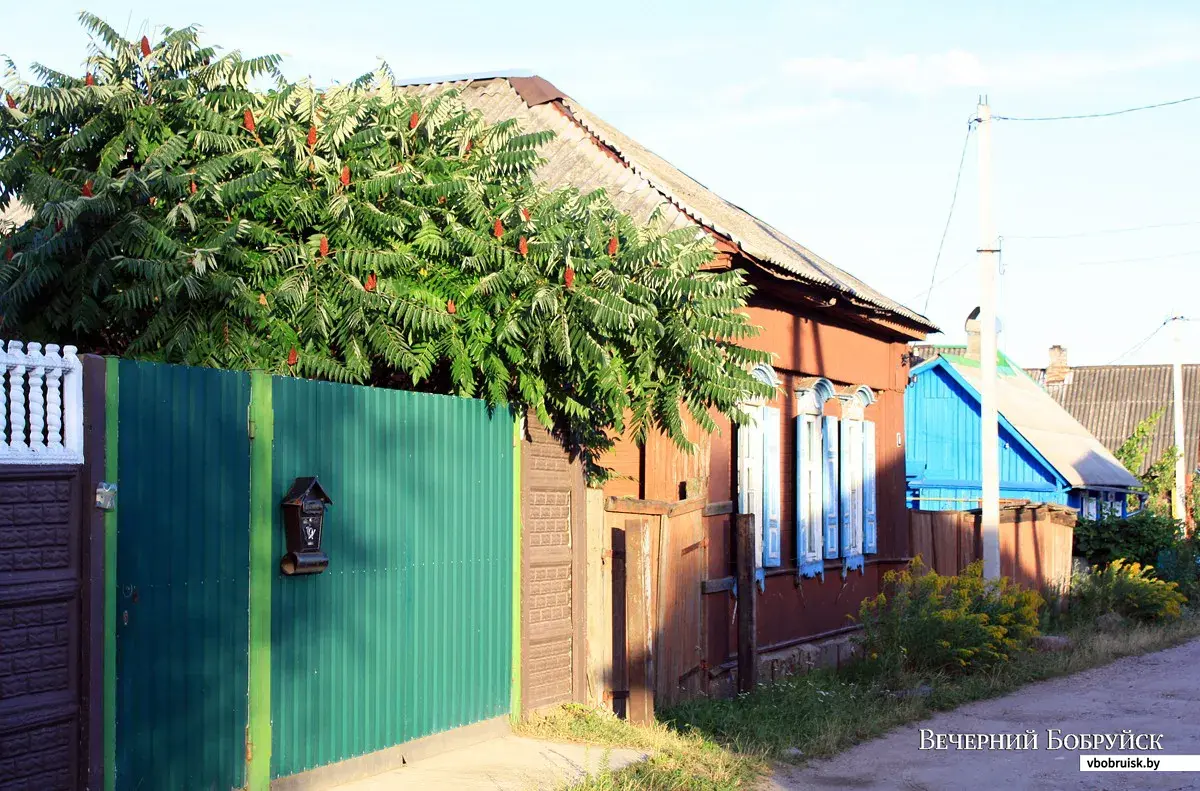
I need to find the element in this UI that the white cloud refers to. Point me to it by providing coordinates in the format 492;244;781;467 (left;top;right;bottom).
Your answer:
781;47;1198;95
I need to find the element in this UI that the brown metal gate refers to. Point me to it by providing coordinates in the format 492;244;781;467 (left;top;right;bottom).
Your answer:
519;415;586;713
0;355;103;791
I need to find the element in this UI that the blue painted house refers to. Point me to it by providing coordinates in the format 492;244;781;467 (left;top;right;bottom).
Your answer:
905;342;1140;515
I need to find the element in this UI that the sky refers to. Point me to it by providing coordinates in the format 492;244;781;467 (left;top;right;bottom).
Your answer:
4;0;1200;366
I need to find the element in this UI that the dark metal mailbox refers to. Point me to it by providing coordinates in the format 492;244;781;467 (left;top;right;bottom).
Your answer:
280;476;332;575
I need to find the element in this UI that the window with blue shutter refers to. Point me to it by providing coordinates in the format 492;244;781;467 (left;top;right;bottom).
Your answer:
863;420;878;555
796;415;807;561
762;405;782;568
822;415;839;559
797;414;824;578
840;419;865;575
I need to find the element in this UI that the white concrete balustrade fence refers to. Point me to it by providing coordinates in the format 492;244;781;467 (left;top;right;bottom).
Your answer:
0;340;84;465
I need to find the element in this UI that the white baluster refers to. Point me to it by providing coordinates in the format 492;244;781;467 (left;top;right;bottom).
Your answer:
8;340;25;454
62;345;83;463
44;344;63;453
26;342;45;455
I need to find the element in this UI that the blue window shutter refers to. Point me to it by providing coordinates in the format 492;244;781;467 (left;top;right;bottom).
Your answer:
762;405;782;567
839;419;853;558
822;415;840;558
863;420;878;555
795;415;807;563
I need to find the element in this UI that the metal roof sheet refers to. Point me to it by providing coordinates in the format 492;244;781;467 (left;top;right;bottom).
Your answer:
944;358;1141;490
407;76;936;331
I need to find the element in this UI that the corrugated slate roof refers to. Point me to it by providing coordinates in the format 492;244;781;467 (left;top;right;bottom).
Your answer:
405;76;936;331
912;344;964;362
936;357;1141;489
1022;364;1200;476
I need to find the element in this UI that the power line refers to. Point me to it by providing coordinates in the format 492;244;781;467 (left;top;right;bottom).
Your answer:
994;93;1200;122
922;120;975;314
999;247;1200;270
1003;220;1200;240
1107;316;1188;365
1070;248;1200;267
910;256;974;302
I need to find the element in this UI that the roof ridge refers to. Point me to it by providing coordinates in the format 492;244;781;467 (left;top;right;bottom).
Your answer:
400;76;937;333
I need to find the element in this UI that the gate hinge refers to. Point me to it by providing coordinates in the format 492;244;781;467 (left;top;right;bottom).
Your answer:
248;417;256;439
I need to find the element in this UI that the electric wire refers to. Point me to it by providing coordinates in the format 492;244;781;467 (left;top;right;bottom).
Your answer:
1106;316;1187;365
921;120;975;314
994;94;1200;122
1003;220;1200;240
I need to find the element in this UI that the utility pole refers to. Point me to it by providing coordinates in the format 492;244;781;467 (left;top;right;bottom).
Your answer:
1172;316;1186;527
977;98;1001;579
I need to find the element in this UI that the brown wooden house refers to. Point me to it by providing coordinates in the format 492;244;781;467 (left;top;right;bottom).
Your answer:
407;74;937;706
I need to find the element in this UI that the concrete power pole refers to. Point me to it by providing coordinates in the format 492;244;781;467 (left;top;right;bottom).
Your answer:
1172;317;1186;526
978;99;1001;579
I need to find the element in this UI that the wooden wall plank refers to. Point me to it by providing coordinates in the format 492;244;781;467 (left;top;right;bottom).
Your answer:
625;520;654;725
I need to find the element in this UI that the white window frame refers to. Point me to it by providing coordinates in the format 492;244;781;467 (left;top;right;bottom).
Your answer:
835;385;876;575
1082;495;1098;520
795;378;835;577
738;364;781;583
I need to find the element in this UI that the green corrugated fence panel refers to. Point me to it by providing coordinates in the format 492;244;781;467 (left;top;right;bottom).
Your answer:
114;361;251;790
269;377;513;779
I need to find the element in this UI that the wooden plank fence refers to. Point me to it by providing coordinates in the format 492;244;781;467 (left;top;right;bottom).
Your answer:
908;502;1076;592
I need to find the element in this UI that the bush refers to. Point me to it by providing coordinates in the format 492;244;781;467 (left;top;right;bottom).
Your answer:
856;559;1044;678
1074;511;1181;567
1071;559;1185;622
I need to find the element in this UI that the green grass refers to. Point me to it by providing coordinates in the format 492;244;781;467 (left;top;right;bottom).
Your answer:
515;704;766;790
523;617;1200;789
665;617;1200;762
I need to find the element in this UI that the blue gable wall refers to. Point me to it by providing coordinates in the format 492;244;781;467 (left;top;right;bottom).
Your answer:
905;361;1069;510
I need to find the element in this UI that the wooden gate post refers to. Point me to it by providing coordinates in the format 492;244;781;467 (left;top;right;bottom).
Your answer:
625;519;654;724
735;513;758;694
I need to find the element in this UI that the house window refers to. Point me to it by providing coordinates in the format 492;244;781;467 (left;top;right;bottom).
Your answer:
795;379;833;578
738;365;782;583
795;380;877;579
1082;495;1098;520
836;386;877;575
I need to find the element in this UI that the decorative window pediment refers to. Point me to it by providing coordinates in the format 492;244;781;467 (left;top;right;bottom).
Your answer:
834;384;876;421
795;376;836;415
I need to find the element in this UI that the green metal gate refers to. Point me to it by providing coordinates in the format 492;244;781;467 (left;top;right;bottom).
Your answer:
269;378;513;778
108;362;514;789
114;362;252;790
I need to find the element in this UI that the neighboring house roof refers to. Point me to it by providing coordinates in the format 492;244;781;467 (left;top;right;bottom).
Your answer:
912;353;1141;490
1024;364;1200;476
911;344;1029;378
404;75;936;332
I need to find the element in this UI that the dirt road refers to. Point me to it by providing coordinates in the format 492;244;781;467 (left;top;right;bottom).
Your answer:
771;639;1200;791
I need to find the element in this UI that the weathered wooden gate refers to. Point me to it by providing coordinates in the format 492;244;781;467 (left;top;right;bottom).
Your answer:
588;494;711;722
519;415;586;713
0;345;100;791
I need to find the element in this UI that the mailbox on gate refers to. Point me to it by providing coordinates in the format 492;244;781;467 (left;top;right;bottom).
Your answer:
280;476;332;576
